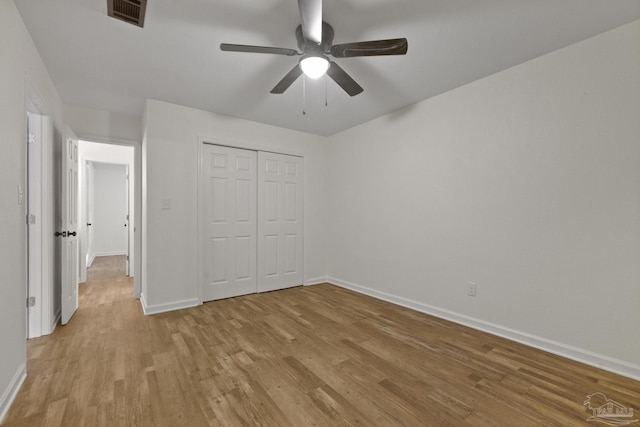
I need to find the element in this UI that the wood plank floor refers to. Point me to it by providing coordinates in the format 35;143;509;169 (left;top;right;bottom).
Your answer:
3;276;639;426
86;255;127;281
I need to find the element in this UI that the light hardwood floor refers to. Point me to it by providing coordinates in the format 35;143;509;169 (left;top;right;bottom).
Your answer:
3;272;639;426
86;255;127;281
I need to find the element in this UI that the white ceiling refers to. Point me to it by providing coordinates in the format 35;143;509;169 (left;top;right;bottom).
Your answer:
15;0;640;136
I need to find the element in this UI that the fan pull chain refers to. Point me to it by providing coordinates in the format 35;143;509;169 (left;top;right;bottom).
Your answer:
325;75;328;107
302;75;306;115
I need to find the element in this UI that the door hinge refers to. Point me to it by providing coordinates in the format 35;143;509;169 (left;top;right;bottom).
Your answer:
27;214;36;225
27;296;36;307
126;255;129;261
28;132;36;144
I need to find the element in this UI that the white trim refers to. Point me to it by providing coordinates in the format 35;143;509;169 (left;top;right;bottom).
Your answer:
304;277;328;286
51;306;61;333
140;292;148;314
26;112;55;338
27;111;43;339
93;251;127;257
73;134;140;147
0;363;26;424
327;277;640;381
196;139;204;304
25;79;57;338
140;293;200;315
41;115;53;335
198;135;305;158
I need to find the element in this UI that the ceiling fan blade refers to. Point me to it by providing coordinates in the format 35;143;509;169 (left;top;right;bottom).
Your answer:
330;38;408;58
220;43;299;56
326;61;363;96
297;0;322;44
271;64;303;94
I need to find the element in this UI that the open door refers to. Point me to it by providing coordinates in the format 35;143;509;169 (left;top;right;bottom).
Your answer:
61;127;79;325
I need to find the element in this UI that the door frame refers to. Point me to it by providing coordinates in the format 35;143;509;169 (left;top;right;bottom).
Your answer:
126;165;131;276
196;137;305;304
83;160;94;270
77;138;140;297
25;81;55;338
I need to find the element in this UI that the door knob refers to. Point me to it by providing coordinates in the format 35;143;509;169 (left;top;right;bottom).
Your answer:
68;231;77;236
55;231;67;237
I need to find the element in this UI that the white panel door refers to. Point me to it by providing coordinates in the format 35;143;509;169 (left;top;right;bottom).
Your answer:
203;145;257;301
257;152;303;292
61;129;79;325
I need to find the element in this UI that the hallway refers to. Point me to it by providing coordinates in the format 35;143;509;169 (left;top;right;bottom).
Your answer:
5;257;137;426
86;255;127;282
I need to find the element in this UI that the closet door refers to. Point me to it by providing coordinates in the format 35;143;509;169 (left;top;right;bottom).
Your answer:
202;145;257;301
257;152;303;292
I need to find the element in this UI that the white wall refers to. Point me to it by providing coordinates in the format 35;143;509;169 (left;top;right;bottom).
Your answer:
90;163;128;258
326;20;640;377
64;104;142;142
0;0;64;421
142;100;327;313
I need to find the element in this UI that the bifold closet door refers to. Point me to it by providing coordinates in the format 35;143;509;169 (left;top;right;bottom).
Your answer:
257;152;303;292
202;145;257;301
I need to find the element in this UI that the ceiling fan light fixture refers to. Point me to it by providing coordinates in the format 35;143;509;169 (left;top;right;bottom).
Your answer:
300;55;329;79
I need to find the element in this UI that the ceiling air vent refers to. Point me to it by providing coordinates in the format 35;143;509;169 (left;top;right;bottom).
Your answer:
107;0;147;28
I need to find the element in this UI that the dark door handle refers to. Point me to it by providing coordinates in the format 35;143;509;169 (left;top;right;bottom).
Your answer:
55;231;67;237
68;231;77;236
87;223;92;226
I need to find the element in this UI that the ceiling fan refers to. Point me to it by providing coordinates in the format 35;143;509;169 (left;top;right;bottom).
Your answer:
220;0;408;97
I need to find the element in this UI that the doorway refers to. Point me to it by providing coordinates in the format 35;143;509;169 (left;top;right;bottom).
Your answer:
78;141;135;293
85;162;128;270
200;144;304;302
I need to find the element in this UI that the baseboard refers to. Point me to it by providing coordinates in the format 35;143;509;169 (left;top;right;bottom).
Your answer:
51;307;61;334
327;277;640;381
140;293;200;315
93;251;127;257
0;363;26;424
304;277;329;286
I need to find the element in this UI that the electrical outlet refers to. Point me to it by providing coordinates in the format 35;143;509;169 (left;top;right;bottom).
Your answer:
466;282;477;297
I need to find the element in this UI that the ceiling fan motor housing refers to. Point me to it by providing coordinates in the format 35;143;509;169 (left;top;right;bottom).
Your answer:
296;22;334;54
